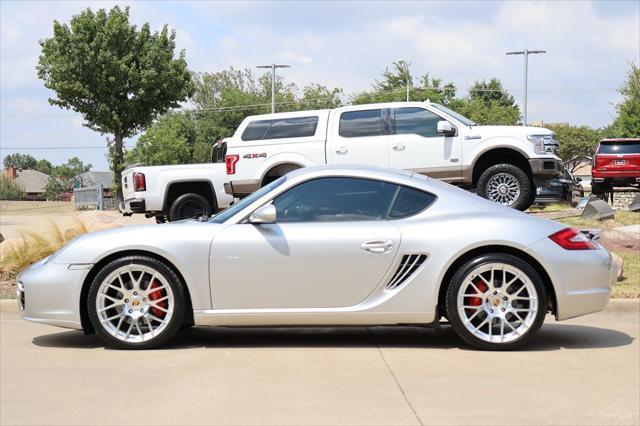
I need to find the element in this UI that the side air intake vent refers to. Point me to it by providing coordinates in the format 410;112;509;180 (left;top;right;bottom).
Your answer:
385;254;428;290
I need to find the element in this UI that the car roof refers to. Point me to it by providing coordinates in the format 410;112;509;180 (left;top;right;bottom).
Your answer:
286;164;422;186
600;138;640;143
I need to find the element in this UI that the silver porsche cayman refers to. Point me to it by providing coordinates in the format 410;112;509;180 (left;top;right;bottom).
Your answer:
17;166;614;350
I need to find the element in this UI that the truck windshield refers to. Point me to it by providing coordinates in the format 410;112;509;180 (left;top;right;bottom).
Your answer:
209;176;287;224
431;103;477;126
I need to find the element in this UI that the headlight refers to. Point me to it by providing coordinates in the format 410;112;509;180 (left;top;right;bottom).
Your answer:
528;134;558;155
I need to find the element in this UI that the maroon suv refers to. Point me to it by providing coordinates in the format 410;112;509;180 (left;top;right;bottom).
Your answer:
591;138;640;194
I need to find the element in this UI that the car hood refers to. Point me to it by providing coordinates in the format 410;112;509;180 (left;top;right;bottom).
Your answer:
469;125;554;140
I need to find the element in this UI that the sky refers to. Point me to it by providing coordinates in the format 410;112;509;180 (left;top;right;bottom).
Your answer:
1;0;639;171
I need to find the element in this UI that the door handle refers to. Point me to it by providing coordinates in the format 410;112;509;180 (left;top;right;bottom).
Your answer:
335;146;348;154
392;143;405;151
360;240;394;254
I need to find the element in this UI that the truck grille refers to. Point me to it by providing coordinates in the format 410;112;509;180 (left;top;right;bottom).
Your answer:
385;254;428;290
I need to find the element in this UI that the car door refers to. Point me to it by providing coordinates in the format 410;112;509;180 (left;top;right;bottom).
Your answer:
210;177;401;309
327;108;389;167
388;107;462;182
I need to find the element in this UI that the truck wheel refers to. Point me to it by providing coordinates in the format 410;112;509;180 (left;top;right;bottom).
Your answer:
168;193;212;222
477;164;533;211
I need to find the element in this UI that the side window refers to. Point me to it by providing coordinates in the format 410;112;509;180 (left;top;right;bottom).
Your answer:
272;177;397;223
339;109;384;138
389;186;436;219
393;107;441;138
242;117;319;141
264;116;319;139
242;120;273;141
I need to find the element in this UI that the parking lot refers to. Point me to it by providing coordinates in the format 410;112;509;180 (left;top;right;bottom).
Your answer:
1;299;638;425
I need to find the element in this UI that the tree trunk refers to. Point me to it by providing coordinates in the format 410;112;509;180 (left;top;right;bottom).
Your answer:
114;131;125;203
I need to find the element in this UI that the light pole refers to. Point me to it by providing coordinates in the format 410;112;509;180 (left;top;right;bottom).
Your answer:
257;63;291;113
506;49;546;125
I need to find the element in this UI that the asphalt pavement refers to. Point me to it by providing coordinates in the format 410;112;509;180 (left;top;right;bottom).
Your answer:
1;299;638;425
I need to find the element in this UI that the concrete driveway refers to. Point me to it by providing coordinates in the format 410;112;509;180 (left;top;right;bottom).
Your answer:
1;299;638;425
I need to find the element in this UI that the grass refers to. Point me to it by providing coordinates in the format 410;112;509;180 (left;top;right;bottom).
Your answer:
0;218;89;277
528;203;575;213
614;252;640;298
557;209;640;229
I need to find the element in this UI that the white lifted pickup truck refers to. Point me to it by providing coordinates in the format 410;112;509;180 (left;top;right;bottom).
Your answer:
223;101;562;210
119;161;233;222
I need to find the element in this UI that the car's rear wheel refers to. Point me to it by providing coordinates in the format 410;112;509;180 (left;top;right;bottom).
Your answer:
87;256;186;349
168;193;212;222
477;164;533;211
446;254;547;350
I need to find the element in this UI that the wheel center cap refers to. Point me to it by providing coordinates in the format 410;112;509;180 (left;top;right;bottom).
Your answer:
492;298;501;307
498;184;508;195
131;299;141;307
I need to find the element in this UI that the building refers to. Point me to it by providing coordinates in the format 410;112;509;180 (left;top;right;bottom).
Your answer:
6;165;50;200
76;171;114;191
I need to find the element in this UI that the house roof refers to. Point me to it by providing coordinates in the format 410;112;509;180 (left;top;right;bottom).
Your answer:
77;171;114;188
14;169;49;193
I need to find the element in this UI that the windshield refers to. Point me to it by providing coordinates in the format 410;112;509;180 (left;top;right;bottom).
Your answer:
209;176;287;224
431;103;477;126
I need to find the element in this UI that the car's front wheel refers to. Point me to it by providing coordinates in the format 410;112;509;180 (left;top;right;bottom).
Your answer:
87;256;186;349
477;164;533;211
446;253;547;350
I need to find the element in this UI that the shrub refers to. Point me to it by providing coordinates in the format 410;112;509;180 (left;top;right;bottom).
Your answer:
0;175;25;200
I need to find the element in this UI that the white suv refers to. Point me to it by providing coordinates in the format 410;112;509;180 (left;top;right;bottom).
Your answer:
222;101;562;210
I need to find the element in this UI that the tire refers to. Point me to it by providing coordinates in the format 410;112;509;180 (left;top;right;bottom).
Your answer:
87;256;186;349
477;164;533;211
168;193;212;222
446;253;547;350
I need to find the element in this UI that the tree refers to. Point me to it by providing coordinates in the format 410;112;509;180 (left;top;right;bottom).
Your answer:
300;84;343;109
0;175;25;200
3;153;37;170
126;112;196;166
610;62;640;138
44;157;92;200
351;61;456;105
545;124;602;172
452;79;521;125
37;6;194;200
35;159;53;175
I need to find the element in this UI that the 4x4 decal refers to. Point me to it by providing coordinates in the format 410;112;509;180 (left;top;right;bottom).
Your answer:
243;153;267;159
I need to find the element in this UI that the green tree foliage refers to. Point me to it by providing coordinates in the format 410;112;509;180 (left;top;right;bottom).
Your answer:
126;112;196;166
35;159;53;175
0;175;25;200
351;61;456;105
37;6;194;199
44;157;92;200
610;62;640;138
3;153;37;170
452;79;521;125
545;124;602;172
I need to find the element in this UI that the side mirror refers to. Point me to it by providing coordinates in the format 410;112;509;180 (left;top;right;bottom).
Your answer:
437;120;455;136
576;177;582;183
249;204;276;224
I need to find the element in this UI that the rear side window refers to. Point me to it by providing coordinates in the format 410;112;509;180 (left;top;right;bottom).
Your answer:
392;107;441;138
598;141;640;154
241;116;319;141
339;109;385;138
211;141;227;163
389;186;436;219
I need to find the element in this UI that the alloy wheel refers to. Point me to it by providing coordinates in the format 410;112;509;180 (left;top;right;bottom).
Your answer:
456;262;538;344
486;173;521;206
96;264;175;344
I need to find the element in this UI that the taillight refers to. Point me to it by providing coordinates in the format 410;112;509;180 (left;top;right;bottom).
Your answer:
133;172;146;192
226;154;239;175
549;228;597;250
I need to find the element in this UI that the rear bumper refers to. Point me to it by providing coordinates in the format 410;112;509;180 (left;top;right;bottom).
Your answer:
529;158;563;178
592;175;640;186
119;198;146;216
224;179;261;198
526;238;613;321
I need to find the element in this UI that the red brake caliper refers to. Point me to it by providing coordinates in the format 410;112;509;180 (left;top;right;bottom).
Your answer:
148;280;166;318
466;279;488;314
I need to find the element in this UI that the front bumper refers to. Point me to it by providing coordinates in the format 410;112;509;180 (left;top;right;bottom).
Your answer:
119;198;146;216
16;258;88;330
529;157;563;179
526;238;613;321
